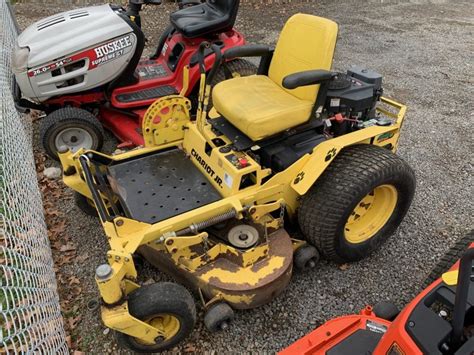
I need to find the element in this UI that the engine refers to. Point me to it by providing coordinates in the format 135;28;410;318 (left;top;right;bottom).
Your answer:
324;66;384;136
12;4;140;102
258;67;385;172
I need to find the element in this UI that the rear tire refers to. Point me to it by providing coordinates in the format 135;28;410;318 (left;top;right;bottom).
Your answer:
373;301;400;321
40;107;104;160
74;192;97;217
298;144;415;264
423;230;474;287
116;282;196;353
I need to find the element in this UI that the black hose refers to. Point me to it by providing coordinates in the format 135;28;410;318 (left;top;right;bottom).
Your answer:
79;155;110;222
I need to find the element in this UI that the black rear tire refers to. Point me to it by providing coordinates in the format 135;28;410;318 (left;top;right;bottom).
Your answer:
40;107;104;160
74;192;97;217
298;144;415;264
116;282;196;353
373;301;400;321
423;230;474;288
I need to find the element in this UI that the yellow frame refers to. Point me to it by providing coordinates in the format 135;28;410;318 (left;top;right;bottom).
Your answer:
58;95;406;342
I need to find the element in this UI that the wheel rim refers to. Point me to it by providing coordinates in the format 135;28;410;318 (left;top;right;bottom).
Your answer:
135;314;180;345
344;184;398;244
54;127;93;153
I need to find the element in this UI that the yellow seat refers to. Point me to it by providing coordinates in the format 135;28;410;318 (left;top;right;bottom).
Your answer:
212;14;338;141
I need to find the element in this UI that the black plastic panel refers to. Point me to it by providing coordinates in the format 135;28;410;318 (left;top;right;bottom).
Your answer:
326;329;383;355
107;149;221;224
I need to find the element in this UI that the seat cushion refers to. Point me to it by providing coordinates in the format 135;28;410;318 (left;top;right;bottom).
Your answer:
170;1;239;38
212;75;313;141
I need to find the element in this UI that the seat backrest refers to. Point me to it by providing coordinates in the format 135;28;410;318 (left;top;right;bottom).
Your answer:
268;14;338;102
209;0;240;24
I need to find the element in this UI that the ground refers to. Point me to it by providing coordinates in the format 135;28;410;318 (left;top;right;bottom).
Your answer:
13;0;474;353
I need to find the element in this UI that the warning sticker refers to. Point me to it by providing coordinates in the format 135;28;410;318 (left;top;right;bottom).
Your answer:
366;320;388;334
224;172;233;188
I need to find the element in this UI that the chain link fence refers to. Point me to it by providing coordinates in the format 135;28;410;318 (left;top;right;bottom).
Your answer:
0;1;68;353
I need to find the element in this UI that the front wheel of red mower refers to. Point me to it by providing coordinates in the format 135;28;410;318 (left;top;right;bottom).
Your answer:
40;107;104;160
298;144;416;264
115;282;196;353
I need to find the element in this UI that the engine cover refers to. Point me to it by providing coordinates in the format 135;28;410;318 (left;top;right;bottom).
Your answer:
12;4;138;102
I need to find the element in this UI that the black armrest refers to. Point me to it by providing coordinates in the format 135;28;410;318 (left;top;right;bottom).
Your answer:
223;44;273;60
283;70;335;89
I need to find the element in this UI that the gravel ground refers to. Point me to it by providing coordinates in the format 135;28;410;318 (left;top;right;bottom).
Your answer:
14;0;474;353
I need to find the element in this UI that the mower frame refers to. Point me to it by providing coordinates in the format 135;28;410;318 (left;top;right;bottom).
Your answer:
58;88;406;342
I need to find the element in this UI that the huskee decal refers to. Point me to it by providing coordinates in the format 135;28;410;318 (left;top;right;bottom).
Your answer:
28;35;133;77
92;35;133;66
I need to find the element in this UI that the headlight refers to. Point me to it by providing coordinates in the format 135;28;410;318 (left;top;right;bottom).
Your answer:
11;44;30;72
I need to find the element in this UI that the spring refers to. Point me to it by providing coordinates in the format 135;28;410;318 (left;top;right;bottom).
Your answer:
176;209;237;236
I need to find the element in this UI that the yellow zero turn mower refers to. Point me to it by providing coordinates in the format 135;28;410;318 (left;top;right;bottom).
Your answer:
58;14;415;352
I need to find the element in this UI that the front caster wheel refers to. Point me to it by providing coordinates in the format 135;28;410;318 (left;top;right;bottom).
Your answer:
116;282;196;353
40;107;104;160
204;302;234;332
294;245;320;271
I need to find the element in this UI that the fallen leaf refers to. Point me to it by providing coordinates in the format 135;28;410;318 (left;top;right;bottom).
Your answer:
60;244;76;252
339;263;350;271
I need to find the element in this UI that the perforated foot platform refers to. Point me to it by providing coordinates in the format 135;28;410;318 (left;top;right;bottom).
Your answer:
107;149;221;224
115;85;177;103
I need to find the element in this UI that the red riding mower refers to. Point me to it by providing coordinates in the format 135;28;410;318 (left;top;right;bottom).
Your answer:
280;230;474;355
12;0;255;159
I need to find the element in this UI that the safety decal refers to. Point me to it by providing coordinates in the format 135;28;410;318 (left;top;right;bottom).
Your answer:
366;320;388;334
224;172;233;188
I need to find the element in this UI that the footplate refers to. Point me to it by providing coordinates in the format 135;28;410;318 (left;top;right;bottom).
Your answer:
107;149;221;224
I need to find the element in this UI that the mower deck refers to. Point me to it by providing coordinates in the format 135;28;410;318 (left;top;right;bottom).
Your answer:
107;149;221;224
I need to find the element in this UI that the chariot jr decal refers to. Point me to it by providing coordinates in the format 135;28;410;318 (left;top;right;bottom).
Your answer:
191;149;223;188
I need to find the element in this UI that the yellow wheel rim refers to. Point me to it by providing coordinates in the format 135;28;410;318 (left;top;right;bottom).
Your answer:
136;314;180;345
344;184;398;244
